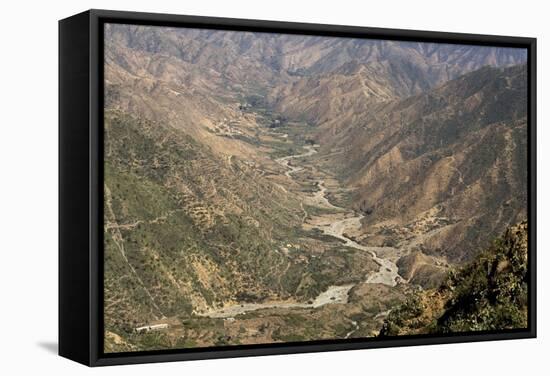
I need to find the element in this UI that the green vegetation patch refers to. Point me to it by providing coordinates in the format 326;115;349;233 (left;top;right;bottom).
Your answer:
380;221;528;336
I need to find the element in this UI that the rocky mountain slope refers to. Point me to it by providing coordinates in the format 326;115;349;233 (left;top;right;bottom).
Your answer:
103;110;380;350
103;109;305;329
380;221;528;335
267;62;527;278
317;64;528;264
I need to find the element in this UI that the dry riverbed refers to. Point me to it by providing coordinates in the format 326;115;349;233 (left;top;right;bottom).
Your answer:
197;144;403;320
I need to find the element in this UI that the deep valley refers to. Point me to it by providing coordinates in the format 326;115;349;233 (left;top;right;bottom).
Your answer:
102;24;529;352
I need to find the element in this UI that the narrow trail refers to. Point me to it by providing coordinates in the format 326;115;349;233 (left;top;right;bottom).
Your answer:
448;155;464;185
345;320;359;339
104;184;166;319
299;202;308;223
104;210;179;230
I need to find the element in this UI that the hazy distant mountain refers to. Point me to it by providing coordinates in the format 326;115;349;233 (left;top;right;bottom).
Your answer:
106;24;526;96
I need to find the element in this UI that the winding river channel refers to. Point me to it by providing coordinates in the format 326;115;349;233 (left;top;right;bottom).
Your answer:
199;145;401;319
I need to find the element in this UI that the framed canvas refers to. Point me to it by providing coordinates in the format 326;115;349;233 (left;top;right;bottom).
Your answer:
59;9;536;366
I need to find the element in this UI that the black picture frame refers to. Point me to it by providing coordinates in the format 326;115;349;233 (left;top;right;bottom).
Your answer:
59;9;537;367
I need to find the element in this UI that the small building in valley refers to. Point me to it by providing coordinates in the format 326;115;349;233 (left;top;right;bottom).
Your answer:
135;323;169;333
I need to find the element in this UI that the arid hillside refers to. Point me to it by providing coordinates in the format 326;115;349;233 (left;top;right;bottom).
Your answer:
104;109;306;327
314;64;528;264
